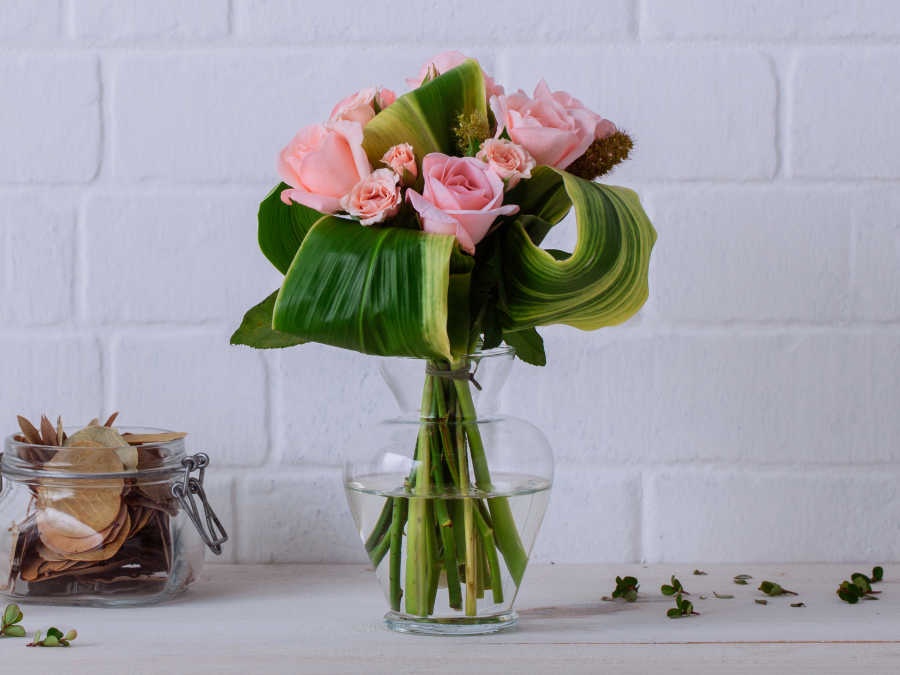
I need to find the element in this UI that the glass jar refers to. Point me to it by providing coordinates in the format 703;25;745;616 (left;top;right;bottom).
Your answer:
0;427;227;607
344;347;554;635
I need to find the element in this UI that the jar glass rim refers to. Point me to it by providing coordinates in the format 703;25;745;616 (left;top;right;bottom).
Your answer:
2;426;188;480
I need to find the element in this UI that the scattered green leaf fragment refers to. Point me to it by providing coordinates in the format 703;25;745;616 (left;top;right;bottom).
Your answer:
693;569;707;576
698;595;707;600
0;604;25;638
610;575;640;602
27;627;77;647
755;599;768;605
838;574;880;604
661;575;688;596
872;566;884;583
791;602;806;608
733;574;752;580
758;580;797;597
713;592;734;599
667;594;699;618
734;578;748;585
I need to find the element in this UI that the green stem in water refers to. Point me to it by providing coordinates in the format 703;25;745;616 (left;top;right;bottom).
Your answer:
453;377;528;586
404;376;434;616
389;497;406;611
365;499;393;554
430;427;462;611
474;506;504;604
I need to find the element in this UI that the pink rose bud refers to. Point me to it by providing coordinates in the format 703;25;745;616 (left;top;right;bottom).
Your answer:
329;87;397;126
278;121;372;213
406;50;504;98
381;143;417;183
490;79;616;169
407;153;519;254
476;138;535;189
339;168;402;226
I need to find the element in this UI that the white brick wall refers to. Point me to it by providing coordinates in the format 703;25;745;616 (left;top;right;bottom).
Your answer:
1;0;899;565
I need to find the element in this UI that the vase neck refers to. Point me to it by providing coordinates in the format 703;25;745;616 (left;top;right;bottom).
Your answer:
379;347;515;416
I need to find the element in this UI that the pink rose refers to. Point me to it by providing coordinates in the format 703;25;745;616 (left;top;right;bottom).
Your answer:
490;79;616;169
381;143;417;182
406;50;504;98
339;168;401;225
329;87;397;126
407;153;519;254
277;121;372;213
475;138;535;189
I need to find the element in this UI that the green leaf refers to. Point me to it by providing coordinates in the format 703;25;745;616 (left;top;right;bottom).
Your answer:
666;608;681;618
231;291;307;349
3;604;20;627
503;327;546;366
42;635;59;647
46;627;63;640
31;630;41;645
713;592;734;599
273;217;462;359
872;566;884;582
258;182;326;275
623;589;638;603
500;169;656;332
362;59;487;167
3;625;25;638
755;599;768;605
661;585;676;596
504;167;574;244
734;578;748;585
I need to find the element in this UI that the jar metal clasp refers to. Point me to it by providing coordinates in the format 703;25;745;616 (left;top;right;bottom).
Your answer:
172;453;228;555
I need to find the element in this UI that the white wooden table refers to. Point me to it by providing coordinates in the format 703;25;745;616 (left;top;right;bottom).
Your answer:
1;564;898;673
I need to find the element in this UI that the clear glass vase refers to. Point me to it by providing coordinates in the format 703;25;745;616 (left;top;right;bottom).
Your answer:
344;347;553;635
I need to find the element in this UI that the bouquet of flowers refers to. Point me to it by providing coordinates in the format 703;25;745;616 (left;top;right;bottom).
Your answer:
233;51;655;624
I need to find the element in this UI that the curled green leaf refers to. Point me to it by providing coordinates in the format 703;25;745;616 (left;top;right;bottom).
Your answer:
755;599;768;605
872;566;884;582
3;625;25;638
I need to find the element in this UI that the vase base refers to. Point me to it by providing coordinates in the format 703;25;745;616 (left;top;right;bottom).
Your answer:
384;610;518;636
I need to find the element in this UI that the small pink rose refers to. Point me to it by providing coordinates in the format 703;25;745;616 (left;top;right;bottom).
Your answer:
329;87;397;126
381;143;417;182
476;138;535;189
490;79;616;169
407;153;519;254
340;168;401;226
278;121;372;213
406;50;504;98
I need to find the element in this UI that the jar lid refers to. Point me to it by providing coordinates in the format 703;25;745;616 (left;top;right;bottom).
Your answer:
2;426;187;481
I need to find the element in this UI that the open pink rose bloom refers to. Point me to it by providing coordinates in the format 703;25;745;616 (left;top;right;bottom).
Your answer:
278;120;372;213
407;153;519;254
491;80;616;169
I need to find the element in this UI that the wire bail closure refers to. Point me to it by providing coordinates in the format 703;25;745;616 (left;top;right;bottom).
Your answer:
172;453;228;555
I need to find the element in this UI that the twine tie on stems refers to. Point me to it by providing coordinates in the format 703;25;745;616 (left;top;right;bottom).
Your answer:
425;362;482;391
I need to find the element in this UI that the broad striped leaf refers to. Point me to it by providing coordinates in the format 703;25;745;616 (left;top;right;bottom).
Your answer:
258;182;325;274
362;59;487;167
273;217;461;360
501;169;656;330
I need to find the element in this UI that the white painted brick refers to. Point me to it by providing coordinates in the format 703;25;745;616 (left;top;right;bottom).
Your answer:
277;345;392;466
111;49;494;183
235;0;632;42
0;0;61;41
649;187;851;322
236;469;364;563
792;50;900;178
645;468;900;562
500;47;776;180
0;195;75;324
536;334;895;466
73;0;229;43
112;332;268;466
851;188;900;320
643;0;900;40
0;336;102;426
201;474;237;563
0;55;100;183
84;191;281;323
532;466;641;563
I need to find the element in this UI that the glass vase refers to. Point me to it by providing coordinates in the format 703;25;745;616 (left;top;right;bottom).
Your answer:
344;347;553;635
